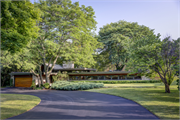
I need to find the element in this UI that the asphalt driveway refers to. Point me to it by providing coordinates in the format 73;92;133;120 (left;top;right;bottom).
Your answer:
1;88;159;119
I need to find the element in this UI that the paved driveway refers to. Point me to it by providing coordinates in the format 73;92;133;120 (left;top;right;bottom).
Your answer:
1;88;159;119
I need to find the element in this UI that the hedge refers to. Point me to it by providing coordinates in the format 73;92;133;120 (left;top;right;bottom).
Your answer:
51;81;104;91
70;80;161;84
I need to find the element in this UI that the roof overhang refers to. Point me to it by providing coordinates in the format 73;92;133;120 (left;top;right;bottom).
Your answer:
9;72;33;76
68;71;139;76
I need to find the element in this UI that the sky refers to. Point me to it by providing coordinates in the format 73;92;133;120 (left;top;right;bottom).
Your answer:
31;0;180;40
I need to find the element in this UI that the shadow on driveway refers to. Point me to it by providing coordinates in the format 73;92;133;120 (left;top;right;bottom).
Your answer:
1;88;159;119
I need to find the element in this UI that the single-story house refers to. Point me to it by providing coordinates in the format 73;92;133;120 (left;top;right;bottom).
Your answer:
9;63;150;87
9;63;96;87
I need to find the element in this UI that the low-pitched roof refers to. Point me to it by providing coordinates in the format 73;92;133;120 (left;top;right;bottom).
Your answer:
68;71;138;76
53;64;64;70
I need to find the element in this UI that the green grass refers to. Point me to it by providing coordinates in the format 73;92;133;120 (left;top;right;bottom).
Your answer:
86;82;179;119
1;94;41;120
0;87;6;88
104;81;177;88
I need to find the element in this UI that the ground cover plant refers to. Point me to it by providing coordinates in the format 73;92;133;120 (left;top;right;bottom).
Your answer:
51;81;104;91
86;82;179;119
1;94;41;119
70;80;161;84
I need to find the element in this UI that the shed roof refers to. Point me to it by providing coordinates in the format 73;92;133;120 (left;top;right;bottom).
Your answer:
9;72;33;76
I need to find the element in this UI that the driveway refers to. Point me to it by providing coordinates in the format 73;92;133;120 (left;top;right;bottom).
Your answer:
1;88;159;119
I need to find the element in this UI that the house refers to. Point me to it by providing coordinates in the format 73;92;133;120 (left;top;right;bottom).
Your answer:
10;62;148;88
9;63;96;87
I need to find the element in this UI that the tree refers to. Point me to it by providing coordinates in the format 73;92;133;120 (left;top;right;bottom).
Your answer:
0;47;37;86
1;0;41;53
33;0;99;84
124;34;179;93
97;20;155;71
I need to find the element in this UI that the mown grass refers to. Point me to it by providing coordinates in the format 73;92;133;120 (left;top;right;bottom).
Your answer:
86;82;179;119
1;94;41;120
104;81;177;88
1;86;6;88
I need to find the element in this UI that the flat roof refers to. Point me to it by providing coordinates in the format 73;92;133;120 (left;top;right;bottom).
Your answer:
9;72;33;76
68;71;138;76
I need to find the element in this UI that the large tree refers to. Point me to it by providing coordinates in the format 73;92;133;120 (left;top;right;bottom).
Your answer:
124;34;179;93
1;0;41;53
97;20;155;71
32;0;99;83
0;47;37;86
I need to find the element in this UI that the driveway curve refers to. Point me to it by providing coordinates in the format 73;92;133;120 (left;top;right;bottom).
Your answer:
1;88;159;119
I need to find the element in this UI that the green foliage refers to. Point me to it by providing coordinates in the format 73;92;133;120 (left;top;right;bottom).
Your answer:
70;80;161;84
1;0;41;53
177;79;179;90
35;87;43;90
96;20;155;71
10;79;13;87
51;81;104;91
30;0;99;83
1;49;37;86
52;71;69;82
124;35;179;93
43;83;50;89
30;81;36;89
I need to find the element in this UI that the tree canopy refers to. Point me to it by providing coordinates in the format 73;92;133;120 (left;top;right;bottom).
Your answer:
1;0;41;53
97;20;155;71
31;0;99;83
124;34;179;93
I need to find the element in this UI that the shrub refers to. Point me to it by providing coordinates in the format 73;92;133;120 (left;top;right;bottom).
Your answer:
51;81;104;91
70;80;161;84
52;71;69;82
177;79;179;90
30;81;36;89
10;79;13;87
35;87;43;90
43;83;50;89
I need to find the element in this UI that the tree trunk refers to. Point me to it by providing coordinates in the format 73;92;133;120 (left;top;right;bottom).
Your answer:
165;83;170;93
38;65;43;85
122;65;126;71
47;74;50;84
115;64;124;71
43;57;50;83
2;78;6;87
2;69;8;87
37;76;41;87
156;70;170;93
45;72;50;83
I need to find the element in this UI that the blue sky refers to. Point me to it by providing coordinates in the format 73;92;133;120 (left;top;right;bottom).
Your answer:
31;0;180;40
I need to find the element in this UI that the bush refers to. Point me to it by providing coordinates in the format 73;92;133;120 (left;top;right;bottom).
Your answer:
35;87;43;90
43;83;50;89
52;71;69;82
10;79;13;87
30;81;36;89
51;81;104;91
70;80;161;84
177;79;179;90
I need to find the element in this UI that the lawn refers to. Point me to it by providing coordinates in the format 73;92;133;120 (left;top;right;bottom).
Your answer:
1;94;41;120
86;82;179;119
104;82;177;88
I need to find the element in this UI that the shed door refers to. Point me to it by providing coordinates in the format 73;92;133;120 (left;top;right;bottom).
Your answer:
15;77;32;87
